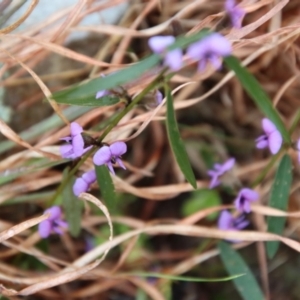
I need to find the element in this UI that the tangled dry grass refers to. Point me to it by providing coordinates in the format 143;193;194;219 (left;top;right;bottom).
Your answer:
0;0;300;298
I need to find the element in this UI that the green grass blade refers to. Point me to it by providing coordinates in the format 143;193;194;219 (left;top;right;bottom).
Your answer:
95;165;117;213
62;169;83;237
219;241;264;300
54;94;120;107
266;154;292;258
224;56;290;144
166;89;197;188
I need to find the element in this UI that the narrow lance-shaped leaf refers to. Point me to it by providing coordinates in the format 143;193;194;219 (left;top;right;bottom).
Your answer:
266;154;292;259
54;94;120;107
95;165;117;213
219;241;264;300
126;272;244;282
166;89;197;189
62;168;83;237
224;56;290;144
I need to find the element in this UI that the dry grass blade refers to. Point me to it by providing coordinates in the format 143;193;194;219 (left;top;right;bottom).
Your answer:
0;0;38;34
0;47;68;124
0;118;57;158
0;213;48;243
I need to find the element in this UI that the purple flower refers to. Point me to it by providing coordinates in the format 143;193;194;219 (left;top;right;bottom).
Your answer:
234;188;259;213
155;90;163;106
60;122;92;159
255;118;282;155
297;139;300;164
148;35;182;71
218;210;249;231
96;74;110;99
225;0;245;29
187;33;232;71
218;210;249;242
96;90;109;99
38;206;68;238
73;170;97;196
207;158;235;189
93;141;127;175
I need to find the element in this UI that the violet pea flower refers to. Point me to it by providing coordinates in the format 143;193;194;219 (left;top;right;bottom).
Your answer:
148;35;183;71
207;158;235;189
186;33;232;71
73;170;97;196
218;210;249;242
234;188;259;213
255;118;282;155
60;122;92;159
93;141;127;175
225;0;245;29
38;206;68;238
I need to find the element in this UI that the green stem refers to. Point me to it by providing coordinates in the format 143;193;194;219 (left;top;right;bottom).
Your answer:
289;108;300;135
98;70;166;141
250;150;283;188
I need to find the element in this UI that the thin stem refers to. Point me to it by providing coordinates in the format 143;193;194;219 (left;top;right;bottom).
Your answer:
289;108;300;135
250;150;283;188
98;69;166;142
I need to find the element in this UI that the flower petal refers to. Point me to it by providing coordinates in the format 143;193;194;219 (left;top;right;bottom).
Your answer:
221;158;235;172
72;134;84;157
45;206;62;221
218;210;233;230
262;118;277;134
255;135;268;149
38;220;52;238
60;144;74;158
70;122;83;136
241;188;259;201
96;90;109;99
164;49;183;71
155;90;163;106
268;130;283;154
82;170;97;184
110;141;127;157
107;161;115;175
93;146;111;166
73;178;89;196
148;35;175;53
116;157;126;170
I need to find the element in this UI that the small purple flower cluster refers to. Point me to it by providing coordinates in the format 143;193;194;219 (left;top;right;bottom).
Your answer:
60;122;127;197
225;0;245;29
38;206;67;238
148;32;232;72
212;117;285;238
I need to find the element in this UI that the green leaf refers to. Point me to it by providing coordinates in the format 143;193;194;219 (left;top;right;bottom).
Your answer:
54;94;120;107
182;188;221;220
95;165;117;213
166;89;197;189
224;56;290;144
62;169;83;237
219;241;264;300
266;154;292;258
124;272;244;282
52;55;160;104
